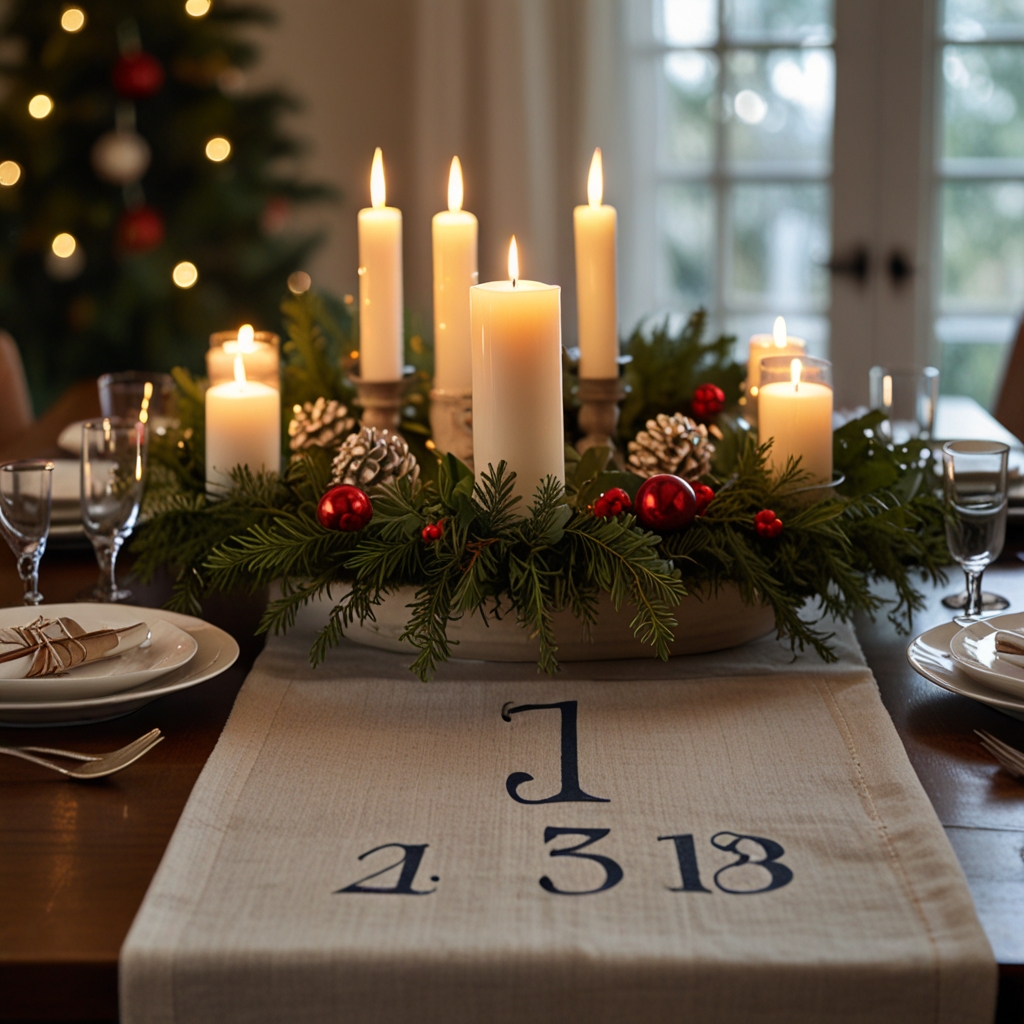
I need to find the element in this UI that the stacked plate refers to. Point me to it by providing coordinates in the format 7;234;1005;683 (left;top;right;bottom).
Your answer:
0;603;239;726
907;612;1024;722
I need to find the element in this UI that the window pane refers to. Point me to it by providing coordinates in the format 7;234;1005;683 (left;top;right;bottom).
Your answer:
726;0;834;44
943;46;1024;156
944;0;1024;40
661;0;718;46
658;183;715;307
662;52;719;164
941;181;1024;310
936;313;1016;407
727;183;830;309
726;49;834;165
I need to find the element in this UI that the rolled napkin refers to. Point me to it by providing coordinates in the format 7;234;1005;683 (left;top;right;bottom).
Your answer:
994;630;1024;668
0;616;150;677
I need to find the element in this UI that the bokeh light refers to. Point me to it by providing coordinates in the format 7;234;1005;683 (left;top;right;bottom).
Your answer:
61;7;86;31
185;0;211;16
287;271;311;294
0;161;22;186
51;233;76;258
205;137;231;162
172;261;198;288
28;95;53;119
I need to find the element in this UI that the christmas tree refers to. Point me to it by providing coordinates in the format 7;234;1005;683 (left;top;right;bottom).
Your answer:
0;0;329;409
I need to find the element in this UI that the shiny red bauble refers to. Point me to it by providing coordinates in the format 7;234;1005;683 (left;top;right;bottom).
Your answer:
593;487;633;519
691;382;725;419
421;520;444;544
316;485;373;532
691;482;715;515
635;474;697;532
113;52;165;98
117;205;164;252
754;509;783;539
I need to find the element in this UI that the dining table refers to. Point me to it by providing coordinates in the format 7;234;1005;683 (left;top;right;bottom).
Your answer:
0;382;1023;1023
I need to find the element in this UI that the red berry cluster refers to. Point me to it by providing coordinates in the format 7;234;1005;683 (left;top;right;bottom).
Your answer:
316;485;373;532
691;382;725;419
754;509;783;539
592;487;633;519
692;482;715;516
421;520;445;544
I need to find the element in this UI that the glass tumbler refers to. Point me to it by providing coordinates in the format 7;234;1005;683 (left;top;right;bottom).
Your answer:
81;419;147;602
869;366;940;442
941;440;1009;620
0;459;53;605
97;371;175;428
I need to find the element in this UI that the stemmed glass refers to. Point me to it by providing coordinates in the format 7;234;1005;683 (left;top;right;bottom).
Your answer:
941;440;1009;620
80;419;147;602
0;459;54;605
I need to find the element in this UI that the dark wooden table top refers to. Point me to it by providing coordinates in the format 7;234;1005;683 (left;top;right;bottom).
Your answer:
1;384;1023;1022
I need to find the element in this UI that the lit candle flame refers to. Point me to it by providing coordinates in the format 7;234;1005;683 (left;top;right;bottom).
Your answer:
587;147;603;207
791;358;802;390
370;147;386;209
448;155;463;212
774;316;787;348
508;235;519;286
234;354;247;385
237;323;255;350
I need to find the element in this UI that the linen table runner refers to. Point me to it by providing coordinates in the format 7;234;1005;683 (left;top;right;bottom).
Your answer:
121;618;996;1024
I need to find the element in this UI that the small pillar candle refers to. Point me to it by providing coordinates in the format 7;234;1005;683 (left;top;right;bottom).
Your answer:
205;355;281;494
358;147;403;382
758;355;833;483
574;148;618;380
747;316;806;398
206;325;280;390
432;156;478;392
471;237;564;505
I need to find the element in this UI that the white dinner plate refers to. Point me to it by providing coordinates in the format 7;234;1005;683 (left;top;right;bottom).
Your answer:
0;603;198;700
948;612;1024;699
906;620;1024;722
0;607;239;726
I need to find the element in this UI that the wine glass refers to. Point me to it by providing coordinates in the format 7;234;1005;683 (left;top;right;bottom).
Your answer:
0;459;54;605
941;440;1009;620
80;419;147;602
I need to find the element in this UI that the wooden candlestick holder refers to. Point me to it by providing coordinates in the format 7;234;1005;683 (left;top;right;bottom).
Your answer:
576;376;627;455
429;388;474;469
351;371;415;431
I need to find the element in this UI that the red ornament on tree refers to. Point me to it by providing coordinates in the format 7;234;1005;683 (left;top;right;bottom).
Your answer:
113;52;165;99
421;520;445;544
691;482;715;515
691;382;725;419
635;474;697;532
754;509;784;539
117;205;164;252
592;487;633;519
316;485;373;532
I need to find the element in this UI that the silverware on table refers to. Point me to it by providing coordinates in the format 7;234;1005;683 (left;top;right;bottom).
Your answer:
976;728;1024;780
0;728;162;779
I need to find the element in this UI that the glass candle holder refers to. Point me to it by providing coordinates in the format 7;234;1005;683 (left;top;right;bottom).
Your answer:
758;355;834;483
207;329;281;390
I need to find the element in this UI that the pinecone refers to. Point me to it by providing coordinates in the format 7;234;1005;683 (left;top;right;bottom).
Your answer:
627;412;716;479
330;426;420;491
288;398;355;452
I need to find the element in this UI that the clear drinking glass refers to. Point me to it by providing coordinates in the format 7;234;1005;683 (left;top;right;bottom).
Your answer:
80;419;147;602
0;459;53;605
869;366;940;441
941;440;1009;620
97;371;175;427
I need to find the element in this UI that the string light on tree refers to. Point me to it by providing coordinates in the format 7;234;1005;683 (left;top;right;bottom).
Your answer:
46;232;84;280
51;233;76;259
28;94;52;119
172;261;198;288
205;136;231;162
185;0;211;16
60;7;86;31
0;161;21;186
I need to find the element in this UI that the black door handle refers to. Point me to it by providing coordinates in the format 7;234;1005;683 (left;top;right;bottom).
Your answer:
888;249;914;287
825;245;869;285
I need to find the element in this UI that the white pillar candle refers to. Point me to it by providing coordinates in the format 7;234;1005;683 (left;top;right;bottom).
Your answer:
357;147;403;382
205;355;281;494
747;316;806;397
758;358;833;483
432;156;478;393
206;325;280;390
574;147;618;380
471;237;564;506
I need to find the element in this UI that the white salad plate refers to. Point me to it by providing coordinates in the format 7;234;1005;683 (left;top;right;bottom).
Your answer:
948;612;1024;699
0;607;239;726
906;620;1024;722
0;603;198;701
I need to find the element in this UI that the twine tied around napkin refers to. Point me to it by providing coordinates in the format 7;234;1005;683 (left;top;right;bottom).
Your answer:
0;616;149;676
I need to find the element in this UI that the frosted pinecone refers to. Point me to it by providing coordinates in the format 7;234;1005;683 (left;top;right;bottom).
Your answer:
288;398;355;452
627;412;716;479
330;426;420;490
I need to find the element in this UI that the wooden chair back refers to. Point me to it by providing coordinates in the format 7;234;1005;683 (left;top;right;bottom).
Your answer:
995;316;1024;441
0;332;33;445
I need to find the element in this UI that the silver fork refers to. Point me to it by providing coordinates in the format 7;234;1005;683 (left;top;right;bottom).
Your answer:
0;728;163;779
975;729;1024;780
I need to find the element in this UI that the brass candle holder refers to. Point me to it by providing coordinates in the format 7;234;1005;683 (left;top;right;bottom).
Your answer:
351;370;416;431
429;388;474;469
576;376;627;455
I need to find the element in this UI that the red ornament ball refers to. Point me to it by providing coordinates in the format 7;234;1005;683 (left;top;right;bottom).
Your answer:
317;485;373;532
113;52;165;99
692;382;726;419
691;482;715;516
593;487;633;519
421;520;445;544
754;509;783;539
117;205;164;252
635;474;697;532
